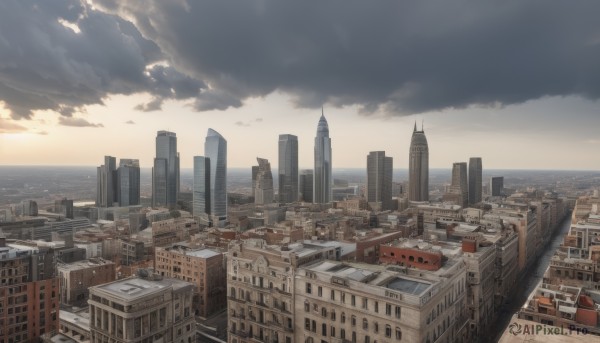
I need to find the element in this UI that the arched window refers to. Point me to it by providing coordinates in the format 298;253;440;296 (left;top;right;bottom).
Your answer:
385;325;392;338
321;307;327;317
395;327;402;340
230;287;236;298
362;318;368;330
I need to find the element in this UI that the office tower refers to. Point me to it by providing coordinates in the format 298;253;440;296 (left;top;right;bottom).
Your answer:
20;200;38;216
278;134;299;203
469;157;483;205
193;156;210;217
0;239;59;341
96;155;117;207
117;159;140;206
54;198;74;219
192;130;228;225
491;176;504;196
251;166;259;198
254;157;274;205
88;275;195;343
57;259;116;307
366;151;393;211
152;131;180;208
314;110;332;203
444;162;469;207
299;170;314;203
408;122;429;202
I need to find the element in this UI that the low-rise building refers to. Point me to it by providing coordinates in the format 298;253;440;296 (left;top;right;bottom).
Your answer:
58;258;115;307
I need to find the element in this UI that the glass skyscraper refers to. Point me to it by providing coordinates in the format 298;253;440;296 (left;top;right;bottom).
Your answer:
278;134;298;203
194;128;227;225
313;111;332;204
117;159;140;207
469;157;483;205
152;131;180;208
193;156;210;217
96;156;116;207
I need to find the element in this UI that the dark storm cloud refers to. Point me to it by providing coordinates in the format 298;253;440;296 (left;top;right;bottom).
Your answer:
58;117;104;128
95;0;600;115
0;0;205;119
2;1;600;118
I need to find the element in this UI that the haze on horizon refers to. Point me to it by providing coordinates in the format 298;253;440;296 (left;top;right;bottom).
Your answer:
1;0;599;170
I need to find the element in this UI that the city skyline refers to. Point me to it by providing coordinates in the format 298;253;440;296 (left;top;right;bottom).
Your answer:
0;2;600;171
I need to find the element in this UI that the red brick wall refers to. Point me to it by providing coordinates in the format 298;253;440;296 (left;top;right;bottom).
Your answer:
379;246;443;271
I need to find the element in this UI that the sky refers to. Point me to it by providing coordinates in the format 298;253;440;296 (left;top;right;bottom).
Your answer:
0;0;599;170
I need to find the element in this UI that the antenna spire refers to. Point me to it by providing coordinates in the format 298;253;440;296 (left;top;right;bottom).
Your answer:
422;119;424;131
413;121;417;132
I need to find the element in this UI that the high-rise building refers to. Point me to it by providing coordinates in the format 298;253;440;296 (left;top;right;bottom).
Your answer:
444;162;469;207
408;123;429;202
254;157;274;205
193;156;210;217
0;239;60;342
251;165;259;198
97;156;140;207
314;111;332;204
468;157;483;205
152;131;180;208
490;176;504;196
367;151;393;211
97;155;117;207
117;159;140;206
278;134;299;203
54;198;74;219
299;170;314;203
194;129;227;225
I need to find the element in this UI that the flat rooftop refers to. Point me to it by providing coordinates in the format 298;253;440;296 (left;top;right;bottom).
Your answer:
385;277;431;295
58;258;114;271
93;276;191;301
185;249;221;258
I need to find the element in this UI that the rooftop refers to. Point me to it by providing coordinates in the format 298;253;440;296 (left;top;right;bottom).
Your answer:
93;276;192;301
58;258;114;271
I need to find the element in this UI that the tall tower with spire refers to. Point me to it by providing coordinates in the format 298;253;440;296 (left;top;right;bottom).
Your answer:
408;122;429;202
314;108;332;204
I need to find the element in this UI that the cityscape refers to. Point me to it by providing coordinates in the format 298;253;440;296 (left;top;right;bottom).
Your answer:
1;1;600;343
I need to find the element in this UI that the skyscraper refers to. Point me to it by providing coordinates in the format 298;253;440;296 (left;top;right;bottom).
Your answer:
468;157;483;205
367;151;393;211
193;156;210;217
314;110;332;204
254;157;274;205
490;176;504;196
278;134;299;203
408;123;429;202
444;162;468;207
299;170;314;203
96;155;117;207
205;129;227;225
152;131;180;208
117;159;140;206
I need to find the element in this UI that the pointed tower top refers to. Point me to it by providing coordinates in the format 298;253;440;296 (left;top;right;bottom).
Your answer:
317;108;329;136
321;106;325;118
413;121;417;132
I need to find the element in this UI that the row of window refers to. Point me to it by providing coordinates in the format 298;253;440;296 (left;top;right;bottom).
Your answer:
305;283;402;317
304;319;403;341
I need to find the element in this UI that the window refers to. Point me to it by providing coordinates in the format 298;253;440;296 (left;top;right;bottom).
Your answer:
362;298;368;309
374;301;379;313
305;319;310;330
322;323;327;336
341;292;346;303
331;326;336;337
351;295;356;306
385;325;392;338
321;308;327;317
331;310;336;321
395;306;401;319
364;336;370;343
374;322;379;333
331;290;335;300
351;316;356;326
362;318;368;330
341;312;346;323
312;320;316;332
304;301;310;312
396;327;402;340
318;286;323;297
306;283;312;294
341;329;346;339
386;303;392;316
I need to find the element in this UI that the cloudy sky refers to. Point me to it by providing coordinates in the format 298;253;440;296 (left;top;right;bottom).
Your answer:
1;0;599;170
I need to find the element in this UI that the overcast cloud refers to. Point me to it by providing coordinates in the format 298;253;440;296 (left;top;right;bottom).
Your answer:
1;0;600;119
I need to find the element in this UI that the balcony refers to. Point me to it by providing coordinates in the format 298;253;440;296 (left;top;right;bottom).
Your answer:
255;301;268;308
230;329;248;338
228;296;246;304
